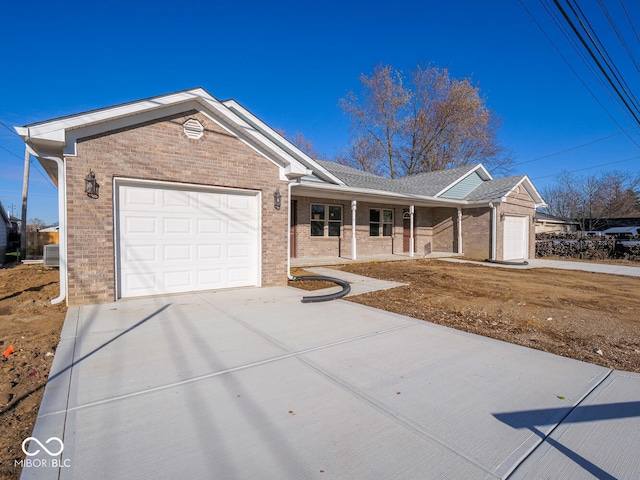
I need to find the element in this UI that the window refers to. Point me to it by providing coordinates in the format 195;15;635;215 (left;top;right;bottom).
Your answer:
370;209;393;236
311;204;342;237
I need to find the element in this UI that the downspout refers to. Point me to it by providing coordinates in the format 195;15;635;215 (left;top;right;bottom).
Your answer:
32;149;67;305
488;202;497;261
457;208;463;254
409;204;415;257
351;199;357;260
287;181;294;280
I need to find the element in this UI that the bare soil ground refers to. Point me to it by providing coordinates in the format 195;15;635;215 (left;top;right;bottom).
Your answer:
292;260;640;373
0;264;66;480
2;260;639;479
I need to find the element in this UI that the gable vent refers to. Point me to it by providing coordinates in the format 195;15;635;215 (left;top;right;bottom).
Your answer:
183;119;204;139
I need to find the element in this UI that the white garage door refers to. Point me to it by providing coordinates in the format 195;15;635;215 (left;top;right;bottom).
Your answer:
116;182;260;298
503;215;529;261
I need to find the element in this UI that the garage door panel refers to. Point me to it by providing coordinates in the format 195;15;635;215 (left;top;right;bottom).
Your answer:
123;187;156;207
197;244;222;260
164;190;190;207
163;270;192;289
197;269;224;288
163;245;191;261
124;244;157;262
164;217;191;234
197;219;222;234
125;217;156;234
117;184;260;298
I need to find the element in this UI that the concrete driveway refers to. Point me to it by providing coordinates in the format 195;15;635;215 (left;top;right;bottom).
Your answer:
22;285;640;479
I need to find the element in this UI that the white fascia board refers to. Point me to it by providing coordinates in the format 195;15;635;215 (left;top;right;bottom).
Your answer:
434;164;493;198
501;176;547;208
28;89;214;140
293;181;469;207
222;100;342;184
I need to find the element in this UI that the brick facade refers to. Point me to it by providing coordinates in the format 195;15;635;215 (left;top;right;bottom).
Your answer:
65;111;288;305
293;191;536;262
292;197;463;259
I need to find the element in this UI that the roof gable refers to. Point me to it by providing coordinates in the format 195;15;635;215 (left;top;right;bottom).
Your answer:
16;88;313;181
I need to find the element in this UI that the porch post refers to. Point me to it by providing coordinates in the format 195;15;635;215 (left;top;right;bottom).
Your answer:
409;205;415;258
351;198;357;260
457;208;463;254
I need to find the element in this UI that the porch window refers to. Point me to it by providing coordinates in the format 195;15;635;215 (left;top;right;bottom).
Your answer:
370;209;393;236
311;204;342;237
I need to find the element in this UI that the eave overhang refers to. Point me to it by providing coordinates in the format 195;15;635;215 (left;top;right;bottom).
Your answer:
292;181;494;208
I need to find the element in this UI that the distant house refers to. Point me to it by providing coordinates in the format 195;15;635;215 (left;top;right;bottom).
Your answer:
535;212;579;234
0;201;12;264
16;88;546;306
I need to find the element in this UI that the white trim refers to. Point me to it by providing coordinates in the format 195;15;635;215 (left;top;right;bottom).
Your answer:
351;199;357;260
457;208;463;255
409;205;415;257
32;150;67;305
501;175;546;209
113;177;262;299
222;100;338;184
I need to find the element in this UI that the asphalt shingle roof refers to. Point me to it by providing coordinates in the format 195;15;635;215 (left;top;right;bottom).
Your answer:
316;160;486;197
313;160;537;204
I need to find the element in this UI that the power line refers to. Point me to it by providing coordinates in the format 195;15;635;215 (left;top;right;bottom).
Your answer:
514;126;640;166
532;153;640;179
0;120;19;136
0;142;57;189
599;0;640;74
520;0;640;149
554;0;640;124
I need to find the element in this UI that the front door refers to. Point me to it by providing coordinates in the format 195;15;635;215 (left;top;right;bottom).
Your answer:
403;210;415;252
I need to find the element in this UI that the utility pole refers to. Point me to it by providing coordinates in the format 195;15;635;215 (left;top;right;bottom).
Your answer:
20;147;30;261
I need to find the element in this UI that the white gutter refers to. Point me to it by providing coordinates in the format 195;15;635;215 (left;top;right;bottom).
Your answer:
287;181;294;280
26;145;67;305
457;208;463;255
489;202;497;261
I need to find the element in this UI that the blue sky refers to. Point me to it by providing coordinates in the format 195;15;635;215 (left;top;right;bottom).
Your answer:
1;0;639;224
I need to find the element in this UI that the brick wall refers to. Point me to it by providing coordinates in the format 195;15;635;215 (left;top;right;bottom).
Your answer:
461;207;491;260
66;111;288;305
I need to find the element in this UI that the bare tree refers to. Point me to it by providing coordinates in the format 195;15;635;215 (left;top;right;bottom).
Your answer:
276;128;320;158
27;218;46;232
339;63;514;177
543;171;640;230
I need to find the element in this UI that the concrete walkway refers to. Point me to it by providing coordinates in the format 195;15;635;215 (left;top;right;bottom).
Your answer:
21;284;640;479
441;257;640;277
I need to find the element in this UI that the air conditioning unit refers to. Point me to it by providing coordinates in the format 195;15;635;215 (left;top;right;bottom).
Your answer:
43;244;60;268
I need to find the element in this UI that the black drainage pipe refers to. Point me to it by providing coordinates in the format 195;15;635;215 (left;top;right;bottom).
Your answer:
485;259;529;266
292;276;351;303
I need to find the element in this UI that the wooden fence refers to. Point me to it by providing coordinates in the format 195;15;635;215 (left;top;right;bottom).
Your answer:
27;231;59;257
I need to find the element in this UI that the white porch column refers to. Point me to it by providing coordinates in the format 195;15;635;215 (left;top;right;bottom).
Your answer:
457;208;463;254
409;205;415;257
351;199;357;260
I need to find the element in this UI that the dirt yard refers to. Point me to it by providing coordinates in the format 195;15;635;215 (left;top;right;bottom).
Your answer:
1;260;640;479
0;264;66;480
292;260;640;373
